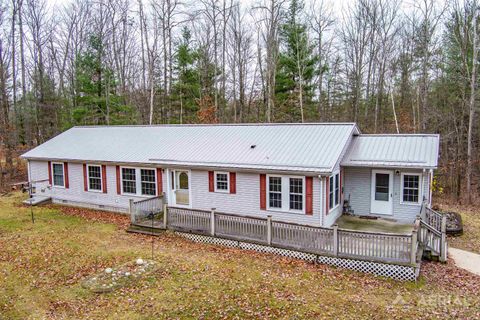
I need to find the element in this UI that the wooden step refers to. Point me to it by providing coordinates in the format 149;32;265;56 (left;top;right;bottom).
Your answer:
127;224;165;236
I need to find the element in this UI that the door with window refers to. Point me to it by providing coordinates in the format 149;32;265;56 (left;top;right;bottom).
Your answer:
370;170;393;215
171;170;190;206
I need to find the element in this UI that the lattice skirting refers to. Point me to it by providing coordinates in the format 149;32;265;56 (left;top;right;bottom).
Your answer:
175;232;419;281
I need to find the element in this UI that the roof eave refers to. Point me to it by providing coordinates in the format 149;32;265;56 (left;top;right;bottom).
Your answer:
341;162;438;170
22;156;333;175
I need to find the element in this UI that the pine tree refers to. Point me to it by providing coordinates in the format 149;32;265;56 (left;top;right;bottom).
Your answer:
74;35;136;125
275;0;318;122
171;27;201;123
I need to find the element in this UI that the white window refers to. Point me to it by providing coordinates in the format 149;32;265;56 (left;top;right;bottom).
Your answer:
401;173;421;204
141;169;156;196
267;175;305;213
214;171;229;192
329;172;340;211
289;178;303;211
268;176;282;209
52;162;64;187
87;165;102;191
121;167;157;196
122;168;137;194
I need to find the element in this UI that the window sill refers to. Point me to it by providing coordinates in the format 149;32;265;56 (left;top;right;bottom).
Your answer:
52;185;65;189
328;204;340;214
213;190;230;194
266;208;307;216
87;189;103;193
400;201;421;206
121;193;157;198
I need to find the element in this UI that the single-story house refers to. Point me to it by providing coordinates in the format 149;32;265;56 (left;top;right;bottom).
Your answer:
21;123;439;228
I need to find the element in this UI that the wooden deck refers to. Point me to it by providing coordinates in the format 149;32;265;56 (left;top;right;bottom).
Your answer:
131;206;420;266
335;215;414;235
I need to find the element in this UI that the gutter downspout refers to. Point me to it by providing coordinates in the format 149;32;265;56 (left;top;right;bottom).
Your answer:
318;175;325;227
27;160;32;197
429;169;433;208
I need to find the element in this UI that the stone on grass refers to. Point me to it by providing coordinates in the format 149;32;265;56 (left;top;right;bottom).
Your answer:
136;258;144;265
82;259;158;293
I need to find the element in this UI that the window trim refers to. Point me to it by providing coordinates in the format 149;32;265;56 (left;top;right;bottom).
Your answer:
267;175;283;210
214;171;230;193
51;162;65;188
140;168;157;196
266;174;306;214
120;166;158;197
400;172;422;205
87;164;103;193
328;171;340;213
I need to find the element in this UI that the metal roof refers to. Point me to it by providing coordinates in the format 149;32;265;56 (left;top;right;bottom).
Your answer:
341;134;440;169
21;123;360;173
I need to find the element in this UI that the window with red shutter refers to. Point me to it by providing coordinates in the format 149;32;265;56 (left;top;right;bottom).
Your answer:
116;166;121;194
260;174;266;210
208;171;214;192
229;172;236;194
306;177;313;215
83;164;88;191
102;165;107;193
64;163;69;189
48;161;52;185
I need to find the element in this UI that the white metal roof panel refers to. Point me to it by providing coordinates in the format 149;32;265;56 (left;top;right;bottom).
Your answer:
22;123;359;173
341;134;440;169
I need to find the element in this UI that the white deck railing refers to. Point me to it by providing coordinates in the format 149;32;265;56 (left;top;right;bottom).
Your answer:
129;195;164;224
161;206;418;266
419;202;447;262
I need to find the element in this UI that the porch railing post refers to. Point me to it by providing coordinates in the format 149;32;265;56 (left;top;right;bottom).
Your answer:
129;199;135;224
440;215;447;262
333;224;338;256
411;229;418;265
163;203;168;229
267;215;272;245
210;208;216;236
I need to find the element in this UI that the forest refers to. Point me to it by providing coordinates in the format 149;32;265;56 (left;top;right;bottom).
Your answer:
0;0;478;203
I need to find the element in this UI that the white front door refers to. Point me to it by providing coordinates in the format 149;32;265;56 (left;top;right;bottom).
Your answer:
371;170;393;215
170;170;190;207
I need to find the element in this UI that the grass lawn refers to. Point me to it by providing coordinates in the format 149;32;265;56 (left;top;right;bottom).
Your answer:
1;193;479;319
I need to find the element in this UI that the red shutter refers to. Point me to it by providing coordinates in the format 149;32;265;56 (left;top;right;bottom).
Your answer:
208;171;214;192
83;164;88;191
230;172;236;194
325;176;330;215
64;163;69;188
102;165;107;193
116;166;121;194
48;161;52;185
156;168;163;195
260;174;266;210
306;176;313;215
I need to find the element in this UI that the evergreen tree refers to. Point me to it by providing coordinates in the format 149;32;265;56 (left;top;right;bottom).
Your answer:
172;27;201;123
74;35;136;125
275;0;318;122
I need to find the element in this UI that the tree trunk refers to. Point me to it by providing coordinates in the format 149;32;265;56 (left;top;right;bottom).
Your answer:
466;4;478;204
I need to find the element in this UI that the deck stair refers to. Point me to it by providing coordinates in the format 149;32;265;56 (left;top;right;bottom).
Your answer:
23;195;51;206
